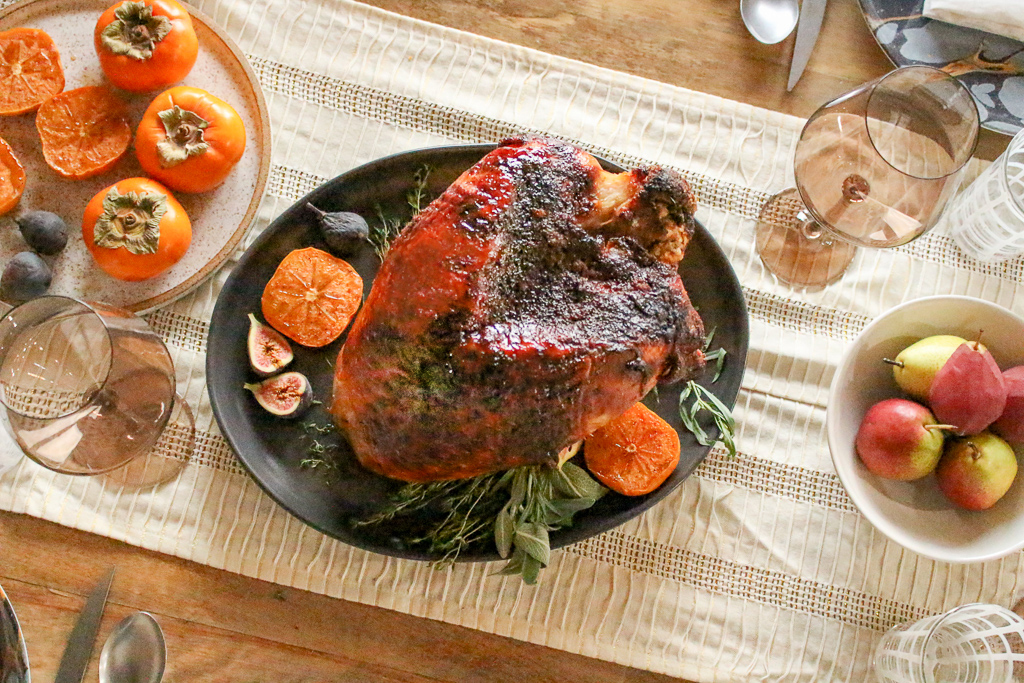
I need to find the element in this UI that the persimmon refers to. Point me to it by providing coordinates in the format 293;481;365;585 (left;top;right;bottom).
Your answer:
261;247;363;348
36;86;132;180
95;0;198;93
0;28;64;115
584;402;680;496
0;136;25;216
83;177;192;281
135;86;246;193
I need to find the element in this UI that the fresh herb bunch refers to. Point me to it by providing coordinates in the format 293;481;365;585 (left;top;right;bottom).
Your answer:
357;462;607;584
678;329;737;457
368;164;433;261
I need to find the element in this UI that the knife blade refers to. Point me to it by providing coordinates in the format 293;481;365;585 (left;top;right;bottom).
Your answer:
54;568;115;683
787;0;828;92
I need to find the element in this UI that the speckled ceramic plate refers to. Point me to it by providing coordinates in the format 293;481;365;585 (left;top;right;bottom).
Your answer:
860;0;1024;135
0;0;271;312
206;144;749;563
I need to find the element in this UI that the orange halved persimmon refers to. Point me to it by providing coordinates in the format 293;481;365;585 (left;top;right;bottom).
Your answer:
584;402;680;496
36;86;132;180
0;28;64;116
261;247;363;348
0;136;26;216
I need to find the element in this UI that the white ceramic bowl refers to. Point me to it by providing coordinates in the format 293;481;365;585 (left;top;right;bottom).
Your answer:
827;295;1024;563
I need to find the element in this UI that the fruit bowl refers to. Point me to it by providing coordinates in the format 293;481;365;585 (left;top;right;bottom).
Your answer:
827;295;1024;563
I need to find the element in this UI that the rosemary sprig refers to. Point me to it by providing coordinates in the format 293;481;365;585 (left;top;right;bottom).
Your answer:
679;380;737;457
676;328;736;456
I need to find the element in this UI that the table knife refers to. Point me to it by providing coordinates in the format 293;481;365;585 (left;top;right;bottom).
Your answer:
787;0;828;91
54;568;115;683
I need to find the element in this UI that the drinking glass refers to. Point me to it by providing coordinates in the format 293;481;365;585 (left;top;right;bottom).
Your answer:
943;126;1024;262
756;65;979;287
0;296;194;486
873;603;1024;683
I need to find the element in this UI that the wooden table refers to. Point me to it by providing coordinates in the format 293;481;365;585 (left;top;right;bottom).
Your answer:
0;1;1007;681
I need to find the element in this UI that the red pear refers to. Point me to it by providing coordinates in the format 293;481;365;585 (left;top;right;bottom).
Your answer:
928;342;1007;436
855;398;949;480
936;432;1017;510
993;366;1024;445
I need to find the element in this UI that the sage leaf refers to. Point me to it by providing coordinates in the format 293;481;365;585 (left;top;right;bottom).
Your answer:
521;554;542;585
555;462;606;500
495;506;514;558
514;522;550;566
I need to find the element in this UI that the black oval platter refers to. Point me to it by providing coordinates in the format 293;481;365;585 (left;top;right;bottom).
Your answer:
206;143;749;562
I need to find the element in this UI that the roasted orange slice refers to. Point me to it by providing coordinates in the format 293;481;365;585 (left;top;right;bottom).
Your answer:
0;136;25;215
261;247;363;348
0;28;64;115
584;402;680;496
36;86;131;180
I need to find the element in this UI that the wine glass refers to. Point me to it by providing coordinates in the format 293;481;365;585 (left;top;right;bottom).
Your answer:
755;65;979;287
0;296;194;487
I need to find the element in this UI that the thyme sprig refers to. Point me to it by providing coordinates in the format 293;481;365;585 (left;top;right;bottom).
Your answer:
368;164;434;261
357;462;607;584
298;420;341;475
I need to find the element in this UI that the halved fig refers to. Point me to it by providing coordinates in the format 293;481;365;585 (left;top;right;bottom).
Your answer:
244;371;313;418
247;312;294;376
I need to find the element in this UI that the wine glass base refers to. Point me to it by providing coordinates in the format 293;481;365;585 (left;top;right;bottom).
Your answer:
755;188;857;288
103;392;195;489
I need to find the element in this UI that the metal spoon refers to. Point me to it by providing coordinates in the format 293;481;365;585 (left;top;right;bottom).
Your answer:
740;0;799;44
99;612;166;683
0;583;30;683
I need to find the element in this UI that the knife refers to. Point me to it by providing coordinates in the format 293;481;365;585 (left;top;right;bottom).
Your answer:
0;582;30;683
54;568;115;683
787;0;828;92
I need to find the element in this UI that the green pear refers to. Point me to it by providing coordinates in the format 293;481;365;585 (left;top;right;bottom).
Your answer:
936;432;1017;510
886;335;970;402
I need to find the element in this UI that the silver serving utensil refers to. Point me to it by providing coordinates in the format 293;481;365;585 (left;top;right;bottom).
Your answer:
740;0;799;45
54;568;115;683
98;612;166;683
787;0;828;91
0;582;30;683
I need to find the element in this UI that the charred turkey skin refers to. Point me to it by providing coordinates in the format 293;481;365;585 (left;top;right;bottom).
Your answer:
331;137;705;482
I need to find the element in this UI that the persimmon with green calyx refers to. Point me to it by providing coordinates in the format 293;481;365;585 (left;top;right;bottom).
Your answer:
135;86;246;193
95;0;198;93
83;178;191;281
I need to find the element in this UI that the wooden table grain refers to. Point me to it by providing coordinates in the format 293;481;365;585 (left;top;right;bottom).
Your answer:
0;1;1007;681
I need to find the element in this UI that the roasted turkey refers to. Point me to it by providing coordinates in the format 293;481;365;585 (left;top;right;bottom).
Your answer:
331;137;705;482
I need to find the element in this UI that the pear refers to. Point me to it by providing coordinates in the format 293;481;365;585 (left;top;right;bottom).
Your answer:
936;432;1017;510
993;366;1024;445
855;398;950;480
929;341;1007;436
885;335;970;402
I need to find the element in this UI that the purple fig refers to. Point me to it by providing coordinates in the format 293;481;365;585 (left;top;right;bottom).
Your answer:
247;313;294;377
928;342;1007;436
993;366;1024;445
244;371;313;418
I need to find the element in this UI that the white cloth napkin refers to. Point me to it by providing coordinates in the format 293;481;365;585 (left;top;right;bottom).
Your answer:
923;0;1024;43
0;427;22;477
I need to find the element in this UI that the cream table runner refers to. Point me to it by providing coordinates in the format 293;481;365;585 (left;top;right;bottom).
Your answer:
2;0;1024;680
